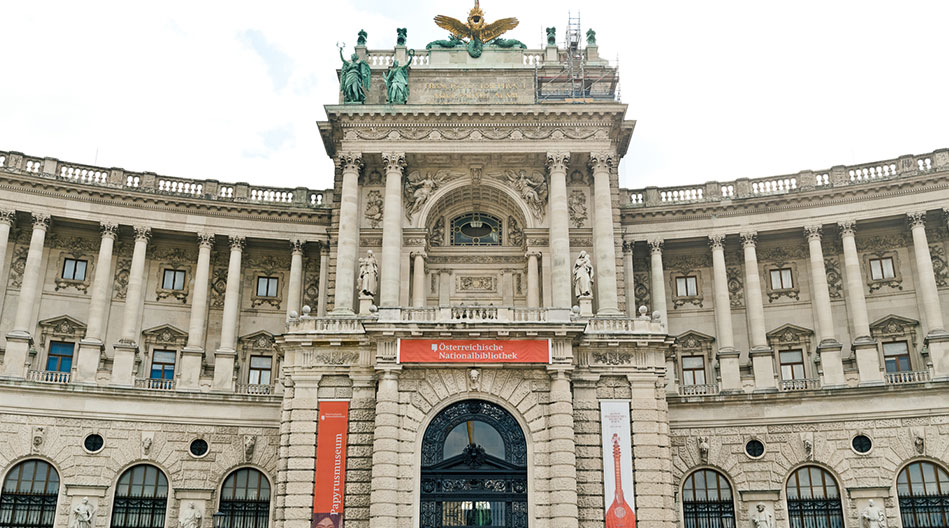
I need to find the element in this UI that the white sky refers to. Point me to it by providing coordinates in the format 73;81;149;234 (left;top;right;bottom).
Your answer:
1;1;947;191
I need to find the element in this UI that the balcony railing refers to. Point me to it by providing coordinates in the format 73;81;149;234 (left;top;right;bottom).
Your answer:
236;383;275;395
679;383;719;396
780;378;821;392
134;378;175;391
26;370;70;384
884;370;930;385
399;306;548;323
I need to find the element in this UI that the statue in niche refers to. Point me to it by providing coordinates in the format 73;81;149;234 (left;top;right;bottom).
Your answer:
404;170;450;220
751;503;774;528
358;251;378;297
697;436;710;462
586;28;597;46
546;27;557;46
384;50;415;105
573;251;594;297
364;190;383;227
396;28;407;46
338;45;371;104
429;217;445;247
178;502;202;528
507;216;523;246
70;498;96;528
861;499;887;528
244;435;256;461
505;169;547;219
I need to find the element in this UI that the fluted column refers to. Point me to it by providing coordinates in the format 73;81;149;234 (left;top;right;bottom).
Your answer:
380;152;405;310
623;241;635;314
411;251;426;307
332;153;363;314
212;235;244;390
0;210;15;321
74;222;118;383
548;365;578;527
287;240;305;318
648;239;667;326
526;251;541;308
838;220;882;384
741;232;776;391
317;241;329;316
3;213;49;377
111;226;150;386
546;152;572;310
589;152;620;314
180;232;214;390
804;225;845;387
369;367;400;528
709;235;740;391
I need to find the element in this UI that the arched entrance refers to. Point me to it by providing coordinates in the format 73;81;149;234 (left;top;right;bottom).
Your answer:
420;400;527;528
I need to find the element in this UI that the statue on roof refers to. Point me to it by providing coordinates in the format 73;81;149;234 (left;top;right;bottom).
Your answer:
433;1;520;58
384;49;415;104
338;44;371;104
426;34;465;50
586;28;597;46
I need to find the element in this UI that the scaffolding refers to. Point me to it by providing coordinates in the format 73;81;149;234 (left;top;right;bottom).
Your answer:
535;11;619;103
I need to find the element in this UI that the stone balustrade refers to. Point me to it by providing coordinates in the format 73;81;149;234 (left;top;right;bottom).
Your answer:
679;383;718;396
360;48;547;68
779;377;821;392
884;370;931;385
135;377;176;391
235;383;276;395
624;149;947;208
26;370;71;384
0;150;331;210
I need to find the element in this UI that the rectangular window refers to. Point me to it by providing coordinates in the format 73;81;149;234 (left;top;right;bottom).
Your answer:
62;258;88;281
869;257;895;280
779;350;806;380
675;276;698;297
769;268;793;289
46;341;74;372
150;350;176;380
162;269;186;290
248;355;273;385
681;356;706;386
256;276;279;297
883;341;912;372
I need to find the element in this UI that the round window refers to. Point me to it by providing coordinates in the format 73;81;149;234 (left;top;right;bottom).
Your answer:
83;433;104;454
745;439;765;458
189;438;209;458
852;434;872;454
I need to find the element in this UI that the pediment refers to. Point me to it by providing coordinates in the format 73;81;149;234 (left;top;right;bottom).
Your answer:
142;324;189;345
674;330;715;351
766;324;813;343
239;331;276;352
870;314;919;335
38;315;87;332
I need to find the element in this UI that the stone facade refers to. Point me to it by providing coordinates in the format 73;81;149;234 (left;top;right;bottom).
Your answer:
0;19;948;528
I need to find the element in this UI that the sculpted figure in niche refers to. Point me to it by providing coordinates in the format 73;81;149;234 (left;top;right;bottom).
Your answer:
338;45;371;104
505;169;548;219
751;503;774;528
861;499;887;528
429;217;445;247
384;49;415;104
573;251;594;297
358;251;378;297
364;190;383;227
178;502;202;528
70;498;96;528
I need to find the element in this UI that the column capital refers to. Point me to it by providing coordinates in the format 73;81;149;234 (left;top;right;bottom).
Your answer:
622;240;634;253
545;151;571;172
525;250;542;259
31;212;51;230
907;211;927;229
100;222;119;239
336;152;364;173
648;238;664;254
133;225;152;242
708;234;727;250
410;250;427;260
290;239;306;255
804;225;822;241
381;152;406;173
588;151;615;171
0;209;15;226
740;231;758;248
228;235;246;251
197;232;215;249
837;219;856;237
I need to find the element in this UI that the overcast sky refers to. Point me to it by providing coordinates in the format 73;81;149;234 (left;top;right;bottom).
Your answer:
1;1;947;191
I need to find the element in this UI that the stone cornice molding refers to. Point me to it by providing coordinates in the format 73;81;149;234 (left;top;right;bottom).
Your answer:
708;234;726;250
32;212;51;230
228;235;246;251
546;152;570;173
197;232;216;249
100;222;118;239
740;232;758;248
838;220;856;237
804;225;822;242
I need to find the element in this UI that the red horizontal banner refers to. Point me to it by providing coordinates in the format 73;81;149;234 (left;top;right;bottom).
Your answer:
313;400;349;528
398;339;550;363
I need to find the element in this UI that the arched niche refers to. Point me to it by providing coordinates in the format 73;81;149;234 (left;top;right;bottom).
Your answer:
418;177;534;238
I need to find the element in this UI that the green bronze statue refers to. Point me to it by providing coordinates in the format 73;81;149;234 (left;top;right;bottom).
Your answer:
384;49;415;105
426;34;465;50
586;28;596;46
338;45;371;104
487;37;526;49
356;29;367;46
396;28;407;46
546;27;556;46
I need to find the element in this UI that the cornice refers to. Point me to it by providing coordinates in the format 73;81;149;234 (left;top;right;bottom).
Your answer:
323;103;629;120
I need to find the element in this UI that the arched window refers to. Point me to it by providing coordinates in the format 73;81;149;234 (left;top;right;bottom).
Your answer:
450;213;501;246
897;461;949;527
219;468;271;528
682;469;735;528
786;466;844;528
0;460;60;528
111;465;168;528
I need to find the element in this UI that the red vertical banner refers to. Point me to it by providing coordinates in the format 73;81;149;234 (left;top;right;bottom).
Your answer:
313;401;349;528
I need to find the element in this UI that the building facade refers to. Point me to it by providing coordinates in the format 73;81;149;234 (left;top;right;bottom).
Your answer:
1;16;948;528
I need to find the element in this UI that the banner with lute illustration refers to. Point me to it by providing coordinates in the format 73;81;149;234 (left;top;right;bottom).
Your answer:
600;400;636;528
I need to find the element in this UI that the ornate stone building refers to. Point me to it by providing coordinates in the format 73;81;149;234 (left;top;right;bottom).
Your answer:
1;12;948;528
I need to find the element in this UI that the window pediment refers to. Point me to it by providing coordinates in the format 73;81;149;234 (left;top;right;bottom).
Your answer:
766;324;813;347
141;324;189;347
674;330;715;354
869;314;919;338
37;315;87;345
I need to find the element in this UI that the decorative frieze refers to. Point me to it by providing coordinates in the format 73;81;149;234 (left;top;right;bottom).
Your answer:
568;190;587;228
345;125;610;142
365;190;383;228
456;275;497;292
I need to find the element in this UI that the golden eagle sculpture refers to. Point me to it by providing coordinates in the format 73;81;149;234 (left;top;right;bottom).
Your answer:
433;1;521;58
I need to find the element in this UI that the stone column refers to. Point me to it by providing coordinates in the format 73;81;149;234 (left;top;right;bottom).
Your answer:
379;152;405;311
804;225;845;387
411;251;426;307
623;241;635;314
741;232;776;391
526;251;541;308
548;365;579;527
279;373;321;528
3;212;50;378
369;367;400;528
709;235;740;391
648;239;668;326
112;226;150;386
180;232;214;390
74;222;118;383
0;210;15;321
212;235;244;391
332;153;363;314
909;211;949;378
839;220;881;384
287;239;305;319
317;241;329;316
546;152;572;309
589;152;620;314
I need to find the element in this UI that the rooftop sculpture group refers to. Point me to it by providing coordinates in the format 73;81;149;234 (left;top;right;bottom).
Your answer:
432;1;524;57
